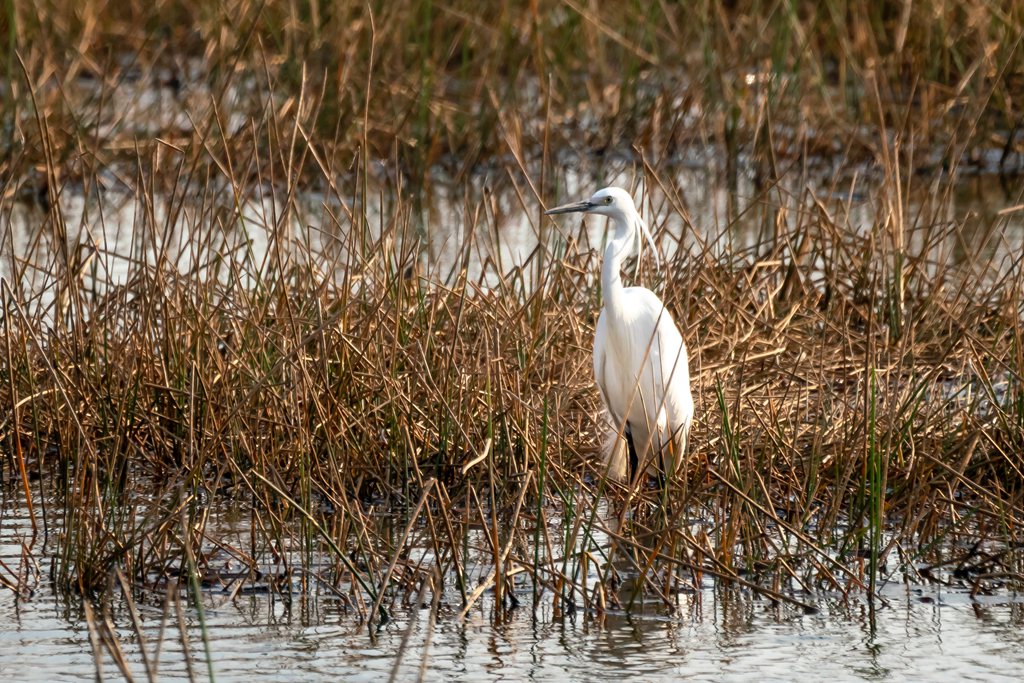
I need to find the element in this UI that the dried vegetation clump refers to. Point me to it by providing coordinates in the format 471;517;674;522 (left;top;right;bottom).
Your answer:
1;1;1023;630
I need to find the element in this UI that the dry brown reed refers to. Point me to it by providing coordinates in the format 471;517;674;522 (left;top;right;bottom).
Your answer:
3;0;1023;180
1;4;1024;675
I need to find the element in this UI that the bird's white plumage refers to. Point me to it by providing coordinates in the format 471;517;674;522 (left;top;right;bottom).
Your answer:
546;187;693;482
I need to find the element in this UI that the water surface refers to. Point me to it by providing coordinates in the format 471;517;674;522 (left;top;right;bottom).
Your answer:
2;495;1023;682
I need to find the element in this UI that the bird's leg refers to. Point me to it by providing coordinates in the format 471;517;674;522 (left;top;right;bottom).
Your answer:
626;426;639;485
656;445;668;492
654;442;676;526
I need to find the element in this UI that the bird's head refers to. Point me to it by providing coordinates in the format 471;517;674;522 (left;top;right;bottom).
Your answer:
545;186;659;265
543;186;634;221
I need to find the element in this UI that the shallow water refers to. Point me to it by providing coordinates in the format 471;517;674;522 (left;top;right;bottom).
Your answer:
3;151;1022;322
2;496;1023;682
4;563;1024;681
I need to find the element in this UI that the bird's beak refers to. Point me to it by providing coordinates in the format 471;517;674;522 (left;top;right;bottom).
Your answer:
544;200;592;215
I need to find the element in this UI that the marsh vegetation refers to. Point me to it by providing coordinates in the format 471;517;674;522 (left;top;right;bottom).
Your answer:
2;1;1024;679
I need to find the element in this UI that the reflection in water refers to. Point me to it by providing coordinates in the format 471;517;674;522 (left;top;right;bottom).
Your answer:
3;496;1024;682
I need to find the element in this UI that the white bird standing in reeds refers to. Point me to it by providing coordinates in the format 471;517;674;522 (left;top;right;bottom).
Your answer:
546;187;693;483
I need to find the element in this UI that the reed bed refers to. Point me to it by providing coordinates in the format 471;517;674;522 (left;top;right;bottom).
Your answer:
3;0;1023;179
1;0;1024;677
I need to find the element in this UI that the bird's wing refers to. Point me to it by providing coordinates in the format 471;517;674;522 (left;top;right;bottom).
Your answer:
622;287;692;433
651;307;693;444
592;311;621;426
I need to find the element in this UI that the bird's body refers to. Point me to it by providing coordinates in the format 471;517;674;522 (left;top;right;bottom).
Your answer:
546;187;692;482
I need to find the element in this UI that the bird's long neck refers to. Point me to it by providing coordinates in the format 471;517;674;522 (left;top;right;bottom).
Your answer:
601;216;635;313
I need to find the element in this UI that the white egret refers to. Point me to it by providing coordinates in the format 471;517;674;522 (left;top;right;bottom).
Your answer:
545;187;693;483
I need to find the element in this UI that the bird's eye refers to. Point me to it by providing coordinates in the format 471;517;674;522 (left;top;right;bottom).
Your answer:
604;196;613;204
